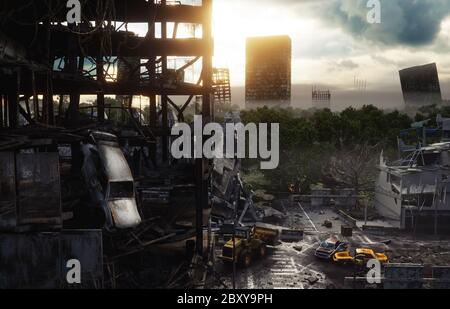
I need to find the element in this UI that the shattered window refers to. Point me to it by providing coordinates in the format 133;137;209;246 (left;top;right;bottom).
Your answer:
320;242;336;250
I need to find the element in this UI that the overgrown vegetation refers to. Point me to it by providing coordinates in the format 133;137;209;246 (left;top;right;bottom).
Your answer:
83;99;450;196
240;105;416;194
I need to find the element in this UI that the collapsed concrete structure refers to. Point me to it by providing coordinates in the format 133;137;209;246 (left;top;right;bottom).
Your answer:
375;116;450;231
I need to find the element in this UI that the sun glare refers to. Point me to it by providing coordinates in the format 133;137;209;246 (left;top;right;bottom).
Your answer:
212;1;315;86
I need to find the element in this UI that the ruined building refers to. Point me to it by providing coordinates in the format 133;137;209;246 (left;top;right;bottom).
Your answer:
375;116;450;232
245;36;291;107
312;86;331;110
0;0;215;288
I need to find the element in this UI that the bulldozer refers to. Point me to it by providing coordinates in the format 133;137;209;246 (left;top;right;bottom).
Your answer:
219;225;278;268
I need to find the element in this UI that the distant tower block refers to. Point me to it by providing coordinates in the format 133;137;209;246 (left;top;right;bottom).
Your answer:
399;63;442;107
245;36;292;106
212;68;231;105
312;86;331;110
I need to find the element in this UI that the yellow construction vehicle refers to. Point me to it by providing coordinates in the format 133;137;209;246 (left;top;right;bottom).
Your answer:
333;248;389;266
219;226;278;268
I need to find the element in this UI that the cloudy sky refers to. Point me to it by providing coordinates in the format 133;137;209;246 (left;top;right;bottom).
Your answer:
212;0;450;109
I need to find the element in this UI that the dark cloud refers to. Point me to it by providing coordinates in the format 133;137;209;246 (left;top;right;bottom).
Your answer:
249;0;450;47
231;0;450;47
318;0;450;46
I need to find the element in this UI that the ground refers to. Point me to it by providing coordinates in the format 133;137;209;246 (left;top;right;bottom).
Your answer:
209;200;450;289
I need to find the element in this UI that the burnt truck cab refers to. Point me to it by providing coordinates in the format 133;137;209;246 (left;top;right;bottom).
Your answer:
81;131;142;230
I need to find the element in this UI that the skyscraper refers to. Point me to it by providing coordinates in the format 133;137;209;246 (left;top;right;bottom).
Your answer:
245;36;292;106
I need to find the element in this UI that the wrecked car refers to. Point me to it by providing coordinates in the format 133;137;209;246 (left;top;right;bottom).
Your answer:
81;131;142;230
314;237;348;260
333;248;389;266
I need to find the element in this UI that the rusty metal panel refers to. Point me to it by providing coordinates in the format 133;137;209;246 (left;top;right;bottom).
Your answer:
0;230;103;289
432;266;450;289
16;153;62;227
0;152;16;231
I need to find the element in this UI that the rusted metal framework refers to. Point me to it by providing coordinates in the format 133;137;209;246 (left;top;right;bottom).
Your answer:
0;0;214;256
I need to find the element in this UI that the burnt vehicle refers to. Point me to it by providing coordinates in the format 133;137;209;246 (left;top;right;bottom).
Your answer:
81;131;142;231
314;237;348;260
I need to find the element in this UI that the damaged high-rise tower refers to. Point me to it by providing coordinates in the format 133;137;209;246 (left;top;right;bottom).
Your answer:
245;36;292;107
399;63;443;108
